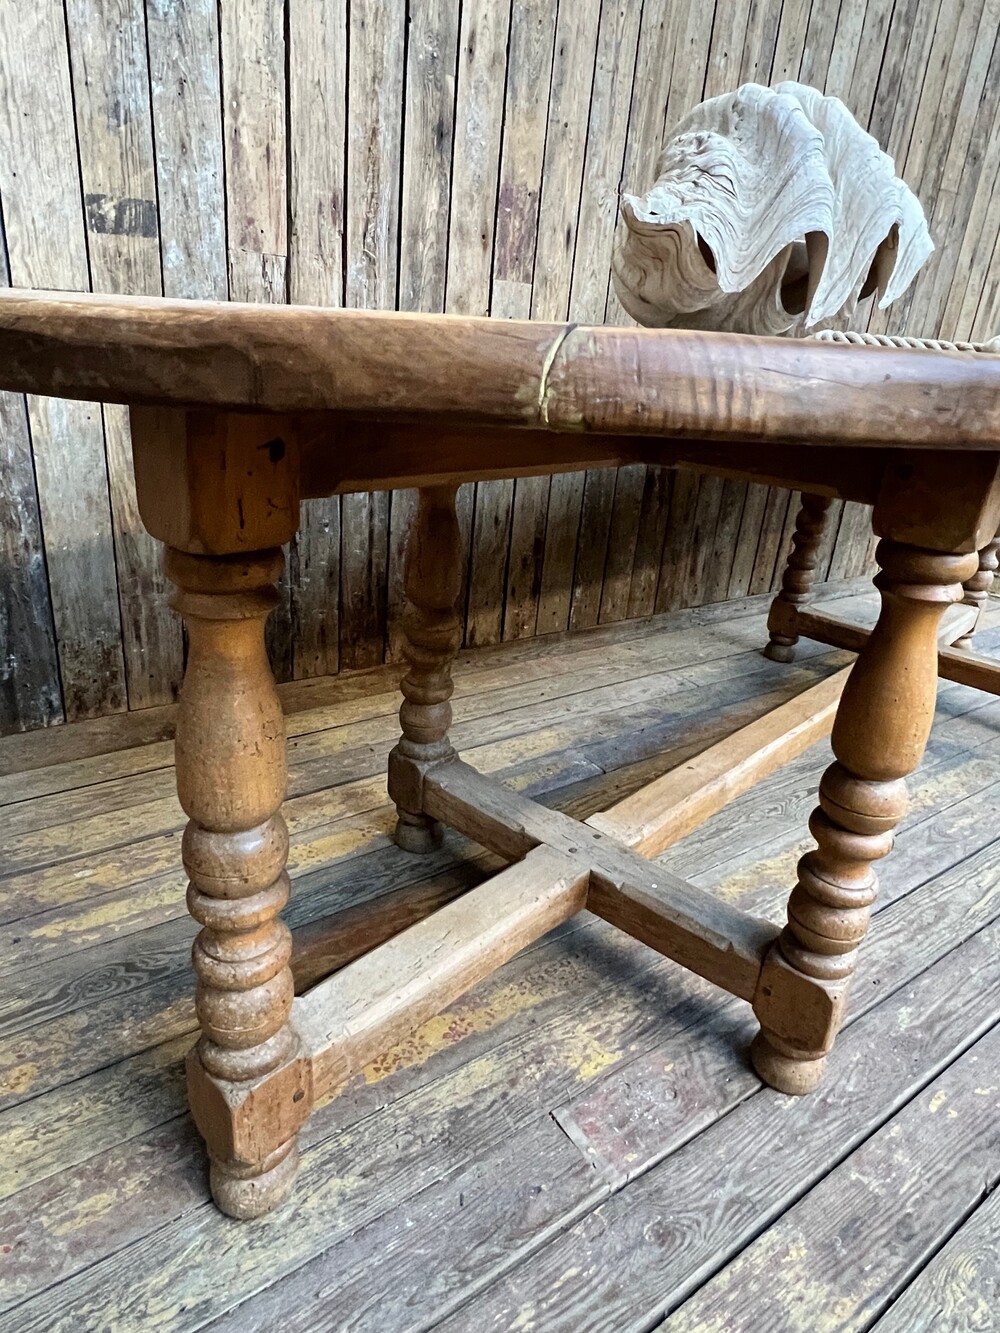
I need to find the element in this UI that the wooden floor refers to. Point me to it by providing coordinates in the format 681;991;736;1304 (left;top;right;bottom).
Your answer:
2;583;1000;1332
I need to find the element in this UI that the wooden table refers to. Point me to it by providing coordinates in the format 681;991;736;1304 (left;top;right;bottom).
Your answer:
3;289;1000;1220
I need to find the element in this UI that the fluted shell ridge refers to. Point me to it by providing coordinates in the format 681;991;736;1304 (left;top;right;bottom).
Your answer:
613;81;933;335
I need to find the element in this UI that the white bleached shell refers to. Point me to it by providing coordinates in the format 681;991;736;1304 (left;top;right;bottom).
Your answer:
612;81;933;335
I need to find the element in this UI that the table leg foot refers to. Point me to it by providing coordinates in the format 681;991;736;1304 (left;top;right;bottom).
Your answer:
211;1139;300;1220
763;638;797;663
394;809;443;854
750;1031;826;1096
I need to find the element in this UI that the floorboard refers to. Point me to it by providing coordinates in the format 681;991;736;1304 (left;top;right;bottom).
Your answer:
1;583;998;1331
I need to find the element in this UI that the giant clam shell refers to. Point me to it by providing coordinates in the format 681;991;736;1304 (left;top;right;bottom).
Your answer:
612;81;933;335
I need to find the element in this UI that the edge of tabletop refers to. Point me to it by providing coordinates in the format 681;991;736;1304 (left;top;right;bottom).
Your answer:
1;289;1000;450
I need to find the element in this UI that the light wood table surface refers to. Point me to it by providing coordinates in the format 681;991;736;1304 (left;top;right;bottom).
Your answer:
2;289;999;1219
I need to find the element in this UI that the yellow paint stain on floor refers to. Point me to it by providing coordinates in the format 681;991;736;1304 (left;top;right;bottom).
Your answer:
568;1032;621;1080
929;1089;949;1113
28;891;172;940
287;820;391;873
49;1189;122;1236
712;844;804;906
2;1061;40;1096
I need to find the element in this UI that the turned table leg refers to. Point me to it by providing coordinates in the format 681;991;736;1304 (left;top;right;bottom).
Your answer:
389;485;463;852
167;547;303;1218
765;492;834;662
752;540;979;1094
955;527;1000;650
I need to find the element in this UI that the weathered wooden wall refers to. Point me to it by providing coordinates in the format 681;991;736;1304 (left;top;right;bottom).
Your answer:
2;0;999;734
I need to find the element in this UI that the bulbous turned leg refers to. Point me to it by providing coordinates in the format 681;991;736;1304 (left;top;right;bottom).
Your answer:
955;529;999;650
752;540;979;1094
167;547;301;1218
765;492;835;662
389;486;463;853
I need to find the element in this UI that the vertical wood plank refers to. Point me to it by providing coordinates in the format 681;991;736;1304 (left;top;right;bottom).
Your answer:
387;1;460;660
219;0;294;679
0;208;62;734
398;0;458;316
599;464;648;624
772;0;815;84
465;480;514;648
65;0;184;711
444;0;510;318
866;0;936;159
605;0;681;327
666;1;718;120
220;0;288;303
503;474;549;640
535;467;586;635
568;468;617;630
828;502;874;580
529;1;602;323
288;0;347;310
0;0;127;721
702;478;749;604
288;0;348;678
568;2;644;325
727;483;768;597
626;466;673;620
489;1;557;321
881;0;988;336
681;474;726;606
504;0;602;641
862;0;943;337
385;0;460;663
461;0;525;647
823;0;871;101
912;3;1000;339
341;0;405;669
701;0;754;102
146;0;228;301
942;91;1000;339
557;0;643;635
738;0;782;85
749;488;793;597
655;471;701;614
